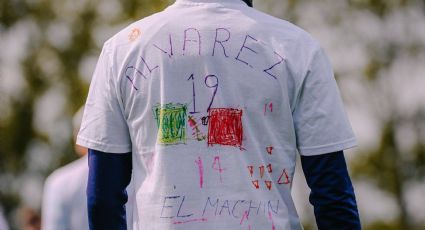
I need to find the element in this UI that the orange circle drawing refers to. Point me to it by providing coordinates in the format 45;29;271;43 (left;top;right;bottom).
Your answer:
129;28;141;42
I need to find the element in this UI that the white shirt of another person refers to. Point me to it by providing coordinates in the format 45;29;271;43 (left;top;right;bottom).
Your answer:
42;156;133;230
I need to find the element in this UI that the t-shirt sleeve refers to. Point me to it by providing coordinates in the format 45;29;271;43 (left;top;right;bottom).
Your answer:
77;43;132;153
293;44;357;156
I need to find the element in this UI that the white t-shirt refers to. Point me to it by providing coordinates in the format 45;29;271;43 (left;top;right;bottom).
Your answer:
41;156;133;230
42;156;89;230
0;206;9;230
77;0;356;229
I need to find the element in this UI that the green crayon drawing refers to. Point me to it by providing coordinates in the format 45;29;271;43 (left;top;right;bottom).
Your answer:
153;103;187;144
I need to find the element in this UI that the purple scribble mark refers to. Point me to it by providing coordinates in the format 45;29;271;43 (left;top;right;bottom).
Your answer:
125;66;144;90
204;75;219;112
125;55;159;91
235;34;258;68
140;56;159;73
263;51;285;80
212;28;231;57
153;34;174;58
187;73;200;114
183;28;202;56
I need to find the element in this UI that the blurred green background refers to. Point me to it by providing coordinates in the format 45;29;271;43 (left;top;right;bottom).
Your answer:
1;0;424;229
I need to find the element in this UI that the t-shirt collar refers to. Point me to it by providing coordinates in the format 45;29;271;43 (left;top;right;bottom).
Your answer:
175;0;246;6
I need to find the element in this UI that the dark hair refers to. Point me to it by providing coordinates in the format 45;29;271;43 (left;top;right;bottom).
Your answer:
242;0;253;7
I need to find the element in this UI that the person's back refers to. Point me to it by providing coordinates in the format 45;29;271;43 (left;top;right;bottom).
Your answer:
78;0;359;229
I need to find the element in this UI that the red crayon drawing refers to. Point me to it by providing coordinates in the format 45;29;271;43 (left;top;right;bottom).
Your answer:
240;210;252;230
247;163;276;190
265;180;272;190
259;165;265;178
212;156;225;182
252;180;260;189
267;163;273;173
268;211;276;230
264;102;273;115
188;115;206;141
173;218;208;225
278;169;290;185
266;146;273;155
207;108;243;149
247;166;254;177
240;210;249;225
195;157;204;188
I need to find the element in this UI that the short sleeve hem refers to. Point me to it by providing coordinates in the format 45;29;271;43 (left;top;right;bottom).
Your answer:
298;137;357;156
76;135;131;153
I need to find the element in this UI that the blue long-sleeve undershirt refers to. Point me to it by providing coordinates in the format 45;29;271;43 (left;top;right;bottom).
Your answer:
87;149;132;230
301;151;361;229
87;149;360;229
